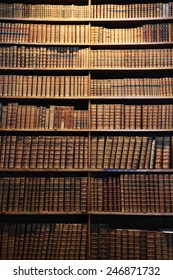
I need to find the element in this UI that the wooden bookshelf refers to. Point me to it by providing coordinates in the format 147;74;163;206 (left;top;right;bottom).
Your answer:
0;0;173;260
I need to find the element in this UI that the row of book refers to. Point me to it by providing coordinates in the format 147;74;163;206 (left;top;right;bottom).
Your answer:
91;3;173;18
3;103;173;130
0;75;89;97
0;104;88;129
1;22;173;44
91;225;173;259
0;136;88;169
0;3;89;19
0;135;172;170
0;75;172;98
90;174;173;213
91;104;173;129
0;223;87;260
91;136;172;169
90;77;173;97
0;23;90;43
91;23;173;43
0;46;89;68
0;2;172;19
0;177;87;213
1;174;173;214
1;47;173;69
91;49;173;68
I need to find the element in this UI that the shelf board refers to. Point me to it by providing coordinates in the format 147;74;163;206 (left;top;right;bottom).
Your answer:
1;129;173;133
88;212;173;216
90;129;173;133
0;17;172;23
89;67;173;71
0;129;90;132
0;169;173;173
0;42;173;47
1;212;172;216
0;67;172;71
0;17;91;23
0;42;90;46
90;17;173;23
1;96;173;100
0;211;86;215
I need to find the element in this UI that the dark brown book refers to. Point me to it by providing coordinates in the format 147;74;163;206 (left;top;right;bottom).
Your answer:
147;231;156;260
4;135;11;169
162;136;171;169
115;229;122;260
22;136;31;169
40;223;51;260
81;177;87;213
0;224;10;259
80;224;87;260
66;136;74;169
140;230;147;260
60;136;66;169
8;135;16;169
91;136;97;169
29;136;38;169
58;177;64;212
134;230;141;260
54;136;61;169
36;136;45;169
90;224;99;259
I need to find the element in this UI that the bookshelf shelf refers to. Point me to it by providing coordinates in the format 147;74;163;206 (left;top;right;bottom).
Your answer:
1;42;173;47
1;129;173;133
0;67;173;71
1;96;173;100
0;212;87;215
0;0;173;260
89;212;173;216
0;129;90;133
1;169;173;173
0;17;172;23
1;211;173;216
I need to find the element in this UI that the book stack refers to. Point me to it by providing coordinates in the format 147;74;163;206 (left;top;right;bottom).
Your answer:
0;23;89;43
91;23;173;43
0;103;88;129
91;3;173;18
0;3;89;18
91;49;173;68
0;75;89;97
0;136;88;169
0;223;87;259
0;177;87;213
90;225;173;260
91;136;172;169
0;46;89;68
90;174;173;213
91;104;173;129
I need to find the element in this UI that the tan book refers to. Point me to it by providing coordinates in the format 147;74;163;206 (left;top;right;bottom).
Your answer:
103;136;113;169
126;136;136;169
120;136;130;169
96;136;105;169
144;137;152;169
114;136;124;169
139;136;148;169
